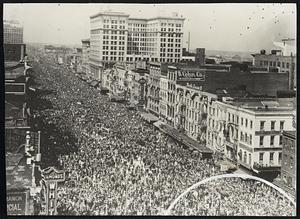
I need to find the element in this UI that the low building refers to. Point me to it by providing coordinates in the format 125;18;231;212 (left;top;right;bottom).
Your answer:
129;68;149;108
251;45;296;90
159;65;168;120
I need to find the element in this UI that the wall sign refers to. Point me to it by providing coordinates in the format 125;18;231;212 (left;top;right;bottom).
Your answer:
7;191;28;215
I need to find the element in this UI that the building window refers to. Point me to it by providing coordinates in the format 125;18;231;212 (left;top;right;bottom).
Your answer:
286;62;290;68
259;152;264;163
271;121;275;130
280;121;284;130
279;135;283;145
249;153;251;165
282;62;285;68
270;152;274;164
260;61;263;66
277;62;280;67
270;136;274;146
250;120;253;129
290;156;294;169
241;117;243;126
244;151;247;163
278;152;282;164
249;134;252;145
245;119;248;127
260;121;265;130
260;136;264;146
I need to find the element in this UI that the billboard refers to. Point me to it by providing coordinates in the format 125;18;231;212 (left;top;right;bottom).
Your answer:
7;191;28;215
177;69;205;81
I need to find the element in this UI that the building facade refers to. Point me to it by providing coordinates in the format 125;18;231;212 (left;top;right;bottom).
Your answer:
208;98;295;174
4;20;23;44
252;48;296;90
81;39;91;76
147;62;161;116
159;68;168;120
89;12;130;82
89;11;185;82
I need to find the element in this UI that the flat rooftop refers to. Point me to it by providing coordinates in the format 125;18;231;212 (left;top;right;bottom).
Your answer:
224;98;295;112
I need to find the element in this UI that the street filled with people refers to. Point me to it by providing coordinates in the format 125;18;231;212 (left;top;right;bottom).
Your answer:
28;50;296;216
171;177;295;216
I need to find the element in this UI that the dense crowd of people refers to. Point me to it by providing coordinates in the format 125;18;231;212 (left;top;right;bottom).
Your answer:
29;50;295;216
171;178;295;216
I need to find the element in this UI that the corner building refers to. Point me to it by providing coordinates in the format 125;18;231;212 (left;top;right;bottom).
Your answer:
89;11;185;83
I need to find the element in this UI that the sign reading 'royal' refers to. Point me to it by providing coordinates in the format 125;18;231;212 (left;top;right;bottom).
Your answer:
177;70;205;81
7;192;27;215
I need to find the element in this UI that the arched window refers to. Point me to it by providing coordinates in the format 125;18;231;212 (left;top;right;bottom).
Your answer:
244;151;247;163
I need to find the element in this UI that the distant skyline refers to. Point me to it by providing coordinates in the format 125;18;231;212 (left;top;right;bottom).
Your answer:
3;3;296;52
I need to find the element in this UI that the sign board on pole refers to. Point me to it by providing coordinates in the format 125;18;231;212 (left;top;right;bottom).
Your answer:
41;167;65;215
7;191;28;215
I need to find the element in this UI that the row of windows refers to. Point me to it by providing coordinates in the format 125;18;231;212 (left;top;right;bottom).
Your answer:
103;25;126;30
240;132;253;145
160;28;182;32
258;152;282;165
103;19;126;24
260;120;285;130
259;60;291;69
102;46;125;50
103;30;126;35
102;56;124;61
160;43;181;48
259;135;283;146
103;51;124;56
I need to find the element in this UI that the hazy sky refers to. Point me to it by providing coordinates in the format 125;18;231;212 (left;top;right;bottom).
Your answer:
3;3;296;52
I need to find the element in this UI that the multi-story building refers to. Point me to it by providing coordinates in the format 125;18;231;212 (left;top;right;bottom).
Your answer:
159;65;168;120
89;11;129;82
175;84;215;143
127;15;185;63
89;11;185;82
251;41;296;90
281;131;296;193
208;98;295;175
4;20;26;62
128;68;149;108
147;62;161;116
4;20;23;44
81;39;91;76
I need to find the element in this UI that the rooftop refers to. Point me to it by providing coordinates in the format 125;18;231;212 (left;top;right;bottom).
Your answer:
6;153;33;190
224;98;295;112
90;11;130;19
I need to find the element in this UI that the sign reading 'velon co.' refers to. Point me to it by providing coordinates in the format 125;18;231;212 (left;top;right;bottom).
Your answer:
177;70;205;81
7;191;28;215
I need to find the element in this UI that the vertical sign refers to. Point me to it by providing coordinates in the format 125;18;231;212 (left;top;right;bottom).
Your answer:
41;167;65;215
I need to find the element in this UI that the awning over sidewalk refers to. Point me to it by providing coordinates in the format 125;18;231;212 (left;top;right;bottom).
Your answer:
140;113;159;123
158;123;213;155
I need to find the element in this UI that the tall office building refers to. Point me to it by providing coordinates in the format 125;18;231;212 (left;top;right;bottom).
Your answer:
4;20;26;62
89;11;185;82
4;20;23;44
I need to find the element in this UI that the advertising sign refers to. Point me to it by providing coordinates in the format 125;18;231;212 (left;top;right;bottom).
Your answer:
177;70;205;81
41;167;65;215
7;191;28;215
